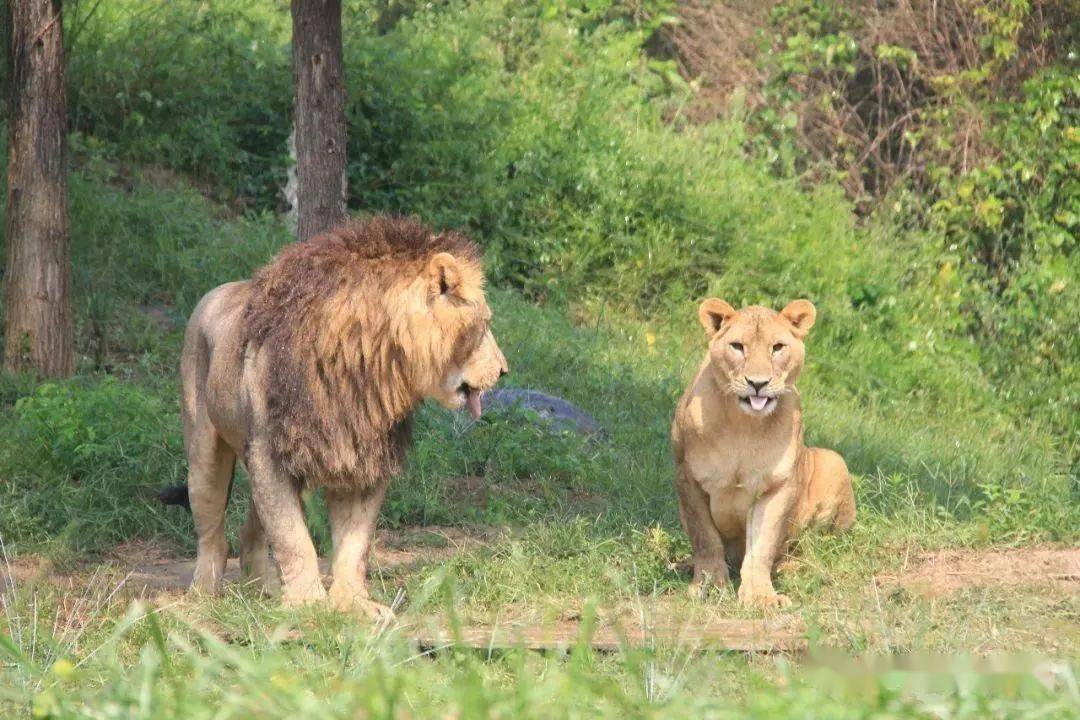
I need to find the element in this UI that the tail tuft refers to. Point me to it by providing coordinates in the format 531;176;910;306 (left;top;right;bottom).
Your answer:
156;484;191;510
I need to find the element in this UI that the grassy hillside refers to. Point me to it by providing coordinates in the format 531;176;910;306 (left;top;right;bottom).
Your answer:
0;0;1077;717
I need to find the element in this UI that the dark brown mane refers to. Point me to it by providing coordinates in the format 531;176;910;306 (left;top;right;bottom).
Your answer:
240;215;483;490
329;214;481;262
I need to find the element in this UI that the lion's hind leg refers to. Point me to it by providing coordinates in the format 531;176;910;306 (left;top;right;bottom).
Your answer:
800;448;855;533
187;425;236;595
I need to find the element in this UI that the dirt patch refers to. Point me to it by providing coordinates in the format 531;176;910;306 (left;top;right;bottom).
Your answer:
2;525;499;596
880;546;1080;598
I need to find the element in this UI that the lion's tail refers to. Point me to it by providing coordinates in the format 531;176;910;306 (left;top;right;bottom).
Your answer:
155;456;237;513
155;483;191;510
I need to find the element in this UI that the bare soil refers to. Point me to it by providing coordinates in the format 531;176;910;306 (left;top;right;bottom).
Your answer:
879;546;1080;598
1;525;500;596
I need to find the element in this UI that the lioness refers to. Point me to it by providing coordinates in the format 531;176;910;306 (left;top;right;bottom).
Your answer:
671;299;854;607
178;216;507;619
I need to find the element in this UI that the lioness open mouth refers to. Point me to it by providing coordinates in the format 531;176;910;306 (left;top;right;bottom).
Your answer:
458;382;483;419
740;394;776;413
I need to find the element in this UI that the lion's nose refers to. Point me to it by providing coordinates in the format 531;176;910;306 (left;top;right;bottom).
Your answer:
499;366;509;379
746;378;769;393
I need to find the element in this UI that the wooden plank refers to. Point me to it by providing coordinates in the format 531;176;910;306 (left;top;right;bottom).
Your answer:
409;616;806;654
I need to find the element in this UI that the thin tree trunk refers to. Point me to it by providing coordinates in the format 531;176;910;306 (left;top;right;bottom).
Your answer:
4;0;74;377
291;0;346;244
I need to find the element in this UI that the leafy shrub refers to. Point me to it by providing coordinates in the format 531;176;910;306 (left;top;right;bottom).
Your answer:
927;67;1079;437
0;378;185;553
69;165;292;311
748;0;1075;199
338;0;867;317
729;0;1079;451
65;0;292;208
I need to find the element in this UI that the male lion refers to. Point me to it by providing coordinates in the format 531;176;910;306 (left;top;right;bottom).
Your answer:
177;216;507;619
670;299;855;607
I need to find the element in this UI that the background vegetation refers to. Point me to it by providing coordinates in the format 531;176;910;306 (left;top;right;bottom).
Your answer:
0;0;1076;717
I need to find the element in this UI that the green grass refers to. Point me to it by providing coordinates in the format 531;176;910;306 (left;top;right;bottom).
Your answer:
1;170;1077;717
2;582;1073;719
0;0;1077;716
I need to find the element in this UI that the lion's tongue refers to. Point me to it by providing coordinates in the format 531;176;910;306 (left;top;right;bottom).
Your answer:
749;395;769;411
467;390;483;419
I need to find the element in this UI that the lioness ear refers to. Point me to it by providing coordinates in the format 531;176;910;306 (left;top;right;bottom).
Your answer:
781;299;816;338
697;298;736;337
428;252;462;297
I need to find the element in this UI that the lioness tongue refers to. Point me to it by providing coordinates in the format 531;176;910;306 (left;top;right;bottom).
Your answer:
467;390;483;419
749;395;768;411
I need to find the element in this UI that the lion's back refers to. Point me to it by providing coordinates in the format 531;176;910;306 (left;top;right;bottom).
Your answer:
180;281;252;447
188;281;250;351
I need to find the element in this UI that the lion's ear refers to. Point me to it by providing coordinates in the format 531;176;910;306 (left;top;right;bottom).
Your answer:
428;252;463;297
780;299;816;338
698;298;735;337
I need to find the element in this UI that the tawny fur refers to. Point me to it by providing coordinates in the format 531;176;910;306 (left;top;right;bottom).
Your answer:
180;216;508;619
671;299;855;608
241;217;486;491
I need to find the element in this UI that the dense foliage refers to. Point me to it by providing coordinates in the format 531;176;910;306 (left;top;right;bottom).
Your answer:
0;0;1073;544
747;0;1078;441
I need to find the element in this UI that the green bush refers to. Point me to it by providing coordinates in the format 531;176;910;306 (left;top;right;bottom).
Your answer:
927;66;1079;437
0;0;1073;555
0;378;186;553
746;0;1078;456
67;158;291;352
65;0;292;208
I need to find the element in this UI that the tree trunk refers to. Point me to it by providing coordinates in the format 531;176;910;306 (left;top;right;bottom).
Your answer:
4;0;74;377
291;0;346;244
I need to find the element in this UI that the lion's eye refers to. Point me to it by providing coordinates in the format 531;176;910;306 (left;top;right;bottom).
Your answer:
729;342;744;353
772;343;785;354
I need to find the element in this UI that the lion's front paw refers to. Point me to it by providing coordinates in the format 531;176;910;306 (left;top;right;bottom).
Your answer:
329;586;396;624
191;566;225;596
737;583;791;608
280;580;328;608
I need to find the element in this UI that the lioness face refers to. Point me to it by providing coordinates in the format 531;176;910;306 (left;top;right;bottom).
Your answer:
697;298;816;417
412;252;508;418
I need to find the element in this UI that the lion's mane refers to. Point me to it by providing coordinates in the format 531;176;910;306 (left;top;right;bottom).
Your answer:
241;216;482;491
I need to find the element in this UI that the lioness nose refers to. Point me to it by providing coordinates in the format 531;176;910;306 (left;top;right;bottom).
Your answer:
499;366;509;379
746;378;768;393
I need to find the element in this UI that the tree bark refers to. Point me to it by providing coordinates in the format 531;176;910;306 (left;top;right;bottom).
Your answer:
291;0;347;244
4;0;74;377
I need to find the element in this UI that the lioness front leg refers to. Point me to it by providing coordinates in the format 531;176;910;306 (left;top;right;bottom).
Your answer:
739;481;798;608
675;465;729;598
247;439;326;605
326;482;393;622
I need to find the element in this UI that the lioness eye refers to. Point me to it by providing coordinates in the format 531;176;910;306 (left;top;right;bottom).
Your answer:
772;343;785;353
729;342;744;353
